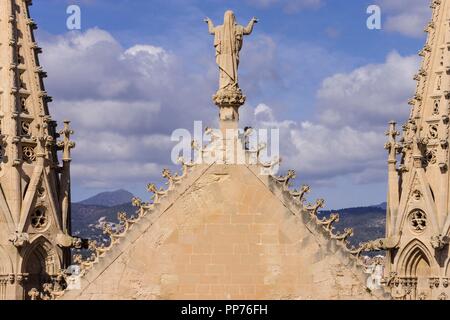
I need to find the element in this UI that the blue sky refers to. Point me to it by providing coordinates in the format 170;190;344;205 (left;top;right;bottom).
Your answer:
29;0;428;209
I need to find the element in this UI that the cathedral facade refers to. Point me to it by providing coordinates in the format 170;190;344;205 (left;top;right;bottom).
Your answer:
1;0;450;300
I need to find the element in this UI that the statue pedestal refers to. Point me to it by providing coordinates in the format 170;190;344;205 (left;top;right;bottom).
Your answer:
212;87;246;164
213;87;246;132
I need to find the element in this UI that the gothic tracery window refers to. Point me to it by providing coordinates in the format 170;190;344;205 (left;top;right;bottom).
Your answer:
30;208;47;230
410;210;427;232
423;149;437;166
22;146;36;162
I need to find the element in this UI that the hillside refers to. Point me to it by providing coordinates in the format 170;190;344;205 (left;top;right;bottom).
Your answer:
319;203;386;246
71;192;135;242
77;189;134;207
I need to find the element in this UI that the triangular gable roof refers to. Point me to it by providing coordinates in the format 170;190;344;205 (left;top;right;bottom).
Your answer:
58;157;389;300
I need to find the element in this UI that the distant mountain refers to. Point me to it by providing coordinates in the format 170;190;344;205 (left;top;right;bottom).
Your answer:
71;202;136;241
374;202;387;210
72;190;136;241
77;189;134;207
319;204;386;246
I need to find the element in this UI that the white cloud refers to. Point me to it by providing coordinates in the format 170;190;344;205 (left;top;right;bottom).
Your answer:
378;0;430;38
238;33;357;108
317;51;420;130
71;162;163;189
39;28;216;194
54;100;161;132
250;111;385;183
249;51;419;185
38;25;419;200
287;122;383;179
41;28;180;101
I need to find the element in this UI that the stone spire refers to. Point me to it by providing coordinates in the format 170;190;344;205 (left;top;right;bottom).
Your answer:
0;0;75;299
382;0;450;300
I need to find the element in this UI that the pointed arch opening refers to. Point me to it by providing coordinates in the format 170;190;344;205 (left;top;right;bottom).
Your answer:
404;246;431;277
397;239;434;276
397;239;435;299
20;237;60;300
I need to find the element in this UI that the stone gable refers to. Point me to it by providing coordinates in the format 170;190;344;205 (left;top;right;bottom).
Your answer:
63;164;385;300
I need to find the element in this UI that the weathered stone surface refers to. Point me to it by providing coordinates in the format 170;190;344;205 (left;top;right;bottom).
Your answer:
382;0;450;300
0;0;74;300
63;165;379;300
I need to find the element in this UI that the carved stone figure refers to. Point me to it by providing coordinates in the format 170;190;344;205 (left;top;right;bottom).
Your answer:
205;11;257;93
203;11;259;131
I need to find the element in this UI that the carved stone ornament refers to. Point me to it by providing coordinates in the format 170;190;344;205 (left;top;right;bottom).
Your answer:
429;277;440;288
430;235;450;249
412;189;422;201
213;87;246;107
28;288;40;300
438;292;448;300
428;124;439;139
8;232;29;247
22;146;36;162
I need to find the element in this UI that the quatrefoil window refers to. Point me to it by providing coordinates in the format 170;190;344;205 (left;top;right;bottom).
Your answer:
22;146;36;162
410;210;427;233
30;208;48;230
424;149;437;166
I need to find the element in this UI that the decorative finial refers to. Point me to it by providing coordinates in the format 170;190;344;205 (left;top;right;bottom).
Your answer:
385;121;400;162
57;120;75;161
